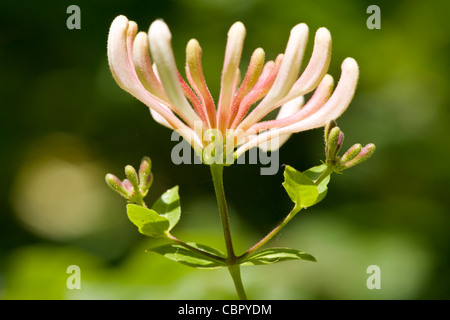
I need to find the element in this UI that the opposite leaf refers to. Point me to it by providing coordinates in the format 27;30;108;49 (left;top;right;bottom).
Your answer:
283;165;319;208
126;204;170;238
152;186;181;231
147;243;226;269
240;247;316;266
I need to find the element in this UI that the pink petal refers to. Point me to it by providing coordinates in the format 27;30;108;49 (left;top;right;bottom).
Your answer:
185;39;217;128
230;55;283;129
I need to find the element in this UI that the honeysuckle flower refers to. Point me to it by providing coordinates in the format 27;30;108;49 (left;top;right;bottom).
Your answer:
107;15;359;164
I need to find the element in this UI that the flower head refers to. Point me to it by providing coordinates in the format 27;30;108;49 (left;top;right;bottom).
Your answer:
107;16;359;164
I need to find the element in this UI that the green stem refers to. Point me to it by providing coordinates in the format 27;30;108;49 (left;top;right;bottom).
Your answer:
134;196;147;208
210;164;235;261
238;205;301;261
239;163;335;261
210;164;247;300
316;162;335;185
228;264;247;300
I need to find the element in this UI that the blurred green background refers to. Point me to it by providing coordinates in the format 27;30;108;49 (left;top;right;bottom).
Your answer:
1;0;449;299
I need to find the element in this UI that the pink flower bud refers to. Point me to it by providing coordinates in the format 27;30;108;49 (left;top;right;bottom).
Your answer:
342;143;375;169
340;143;362;164
125;165;140;191
325;126;344;162
122;179;134;194
105;173;130;198
324;120;337;141
138;156;153;195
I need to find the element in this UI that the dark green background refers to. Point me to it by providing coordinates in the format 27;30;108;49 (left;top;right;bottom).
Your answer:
1;0;449;299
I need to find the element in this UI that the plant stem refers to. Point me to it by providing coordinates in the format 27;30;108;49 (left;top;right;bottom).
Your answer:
210;164;247;300
239;163;335;261
134;196;147;208
228;264;247;300
210;164;235;261
316;163;335;185
238;205;301;261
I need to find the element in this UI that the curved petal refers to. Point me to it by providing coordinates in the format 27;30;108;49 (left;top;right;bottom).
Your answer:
132;31;169;103
228;48;265;126
148;20;201;128
278;27;332;104
149;108;173;130
186;39;217;128
107;16;173;120
216;22;246;132
237;23;309;132
107;16;202;150
248;74;334;134
107;16;137;92
230;55;283;129
235;58;359;158
257;95;304;152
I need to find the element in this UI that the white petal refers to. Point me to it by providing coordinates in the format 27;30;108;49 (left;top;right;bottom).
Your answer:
148;20;201;127
237;23;309;131
217;22;246;131
275;96;305;119
257;96;304;152
280;27;332;103
149;108;173;129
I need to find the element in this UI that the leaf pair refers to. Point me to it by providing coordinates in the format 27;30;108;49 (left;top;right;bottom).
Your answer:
147;244;316;269
131;164;329;269
126;186;180;238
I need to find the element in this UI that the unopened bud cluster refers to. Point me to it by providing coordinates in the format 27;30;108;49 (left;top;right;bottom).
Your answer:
105;156;153;204
324;120;375;172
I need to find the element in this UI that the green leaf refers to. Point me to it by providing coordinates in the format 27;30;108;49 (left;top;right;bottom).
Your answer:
126;204;170;238
147;243;226;269
240;248;316;266
282;165;319;208
303;164;331;205
152;186;180;231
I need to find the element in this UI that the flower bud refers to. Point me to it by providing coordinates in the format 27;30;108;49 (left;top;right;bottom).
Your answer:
122;179;134;194
139;156;153;195
340;143;362;164
105;173;130;198
324;120;337;142
342;143;375;169
125;165;140;192
325;126;344;162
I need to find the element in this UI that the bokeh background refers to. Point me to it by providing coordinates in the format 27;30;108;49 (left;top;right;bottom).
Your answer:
1;0;449;299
